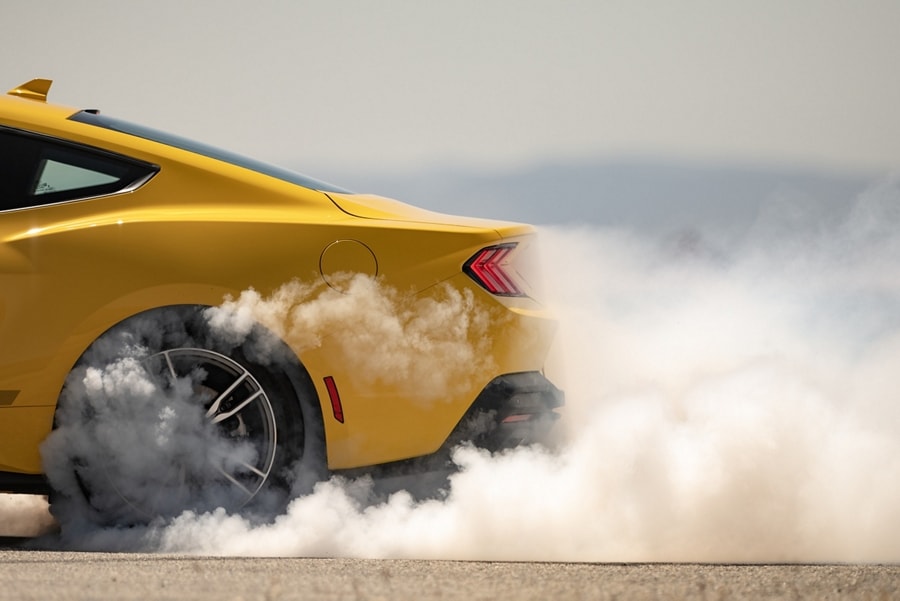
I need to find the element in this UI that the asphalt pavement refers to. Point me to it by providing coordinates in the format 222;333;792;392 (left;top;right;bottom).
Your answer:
0;545;897;601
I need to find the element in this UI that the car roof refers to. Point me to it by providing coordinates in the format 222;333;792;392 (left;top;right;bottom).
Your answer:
2;79;350;194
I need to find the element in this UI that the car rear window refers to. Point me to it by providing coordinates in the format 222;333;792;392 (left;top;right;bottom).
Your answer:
69;110;352;194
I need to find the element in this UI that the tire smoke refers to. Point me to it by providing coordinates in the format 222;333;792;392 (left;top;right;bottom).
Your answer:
0;494;55;537
205;275;497;402
22;177;900;562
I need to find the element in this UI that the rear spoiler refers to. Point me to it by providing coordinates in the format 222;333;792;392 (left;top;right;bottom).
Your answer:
7;78;53;102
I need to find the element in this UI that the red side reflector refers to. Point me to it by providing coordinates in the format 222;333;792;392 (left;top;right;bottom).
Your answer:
324;376;344;423
501;414;534;423
463;243;525;296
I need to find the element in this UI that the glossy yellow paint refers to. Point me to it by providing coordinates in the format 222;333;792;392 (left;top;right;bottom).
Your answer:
0;81;558;475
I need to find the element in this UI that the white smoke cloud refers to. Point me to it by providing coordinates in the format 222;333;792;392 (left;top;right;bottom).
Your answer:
13;176;900;562
206;275;498;402
0;494;55;537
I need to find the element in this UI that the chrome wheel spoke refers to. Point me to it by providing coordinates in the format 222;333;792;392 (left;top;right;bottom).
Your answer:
215;465;254;497
205;372;250;418
163;350;177;380
210;390;263;425
234;458;268;479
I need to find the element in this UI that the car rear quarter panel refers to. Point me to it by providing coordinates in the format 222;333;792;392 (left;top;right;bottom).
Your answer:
303;270;557;469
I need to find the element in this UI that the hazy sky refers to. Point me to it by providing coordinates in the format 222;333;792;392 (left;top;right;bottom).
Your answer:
5;1;900;174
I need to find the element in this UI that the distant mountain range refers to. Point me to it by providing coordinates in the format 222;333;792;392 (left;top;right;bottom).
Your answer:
312;158;882;237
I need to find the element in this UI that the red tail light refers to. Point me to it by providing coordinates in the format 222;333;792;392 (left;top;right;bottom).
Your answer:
464;243;525;297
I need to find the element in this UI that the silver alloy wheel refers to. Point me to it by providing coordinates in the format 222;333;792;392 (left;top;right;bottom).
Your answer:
109;347;279;519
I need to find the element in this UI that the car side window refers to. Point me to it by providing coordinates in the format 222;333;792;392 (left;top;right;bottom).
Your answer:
0;126;158;212
33;157;119;196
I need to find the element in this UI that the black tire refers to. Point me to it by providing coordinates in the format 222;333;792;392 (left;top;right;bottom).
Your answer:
44;305;325;526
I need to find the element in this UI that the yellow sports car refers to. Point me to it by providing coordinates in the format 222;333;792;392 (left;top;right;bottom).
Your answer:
0;79;561;523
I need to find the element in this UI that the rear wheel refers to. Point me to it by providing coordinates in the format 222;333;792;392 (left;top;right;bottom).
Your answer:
43;305;323;526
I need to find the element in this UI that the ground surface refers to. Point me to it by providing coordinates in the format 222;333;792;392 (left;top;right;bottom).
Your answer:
0;544;897;601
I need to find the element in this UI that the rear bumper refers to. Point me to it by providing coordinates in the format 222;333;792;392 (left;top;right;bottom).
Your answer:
331;371;564;495
450;371;564;452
